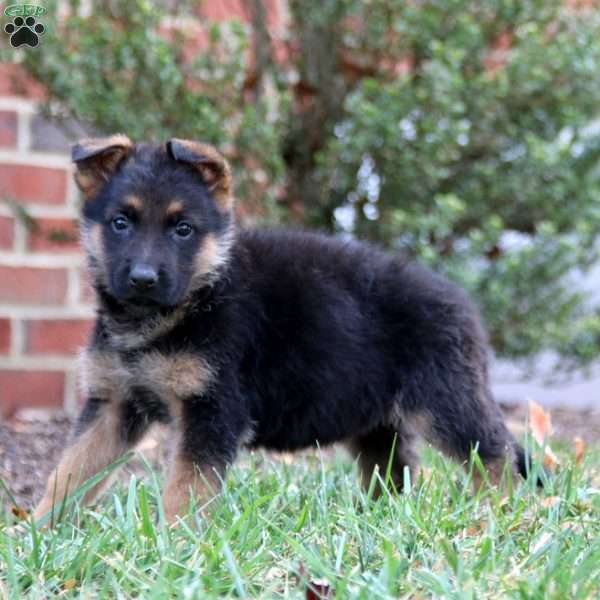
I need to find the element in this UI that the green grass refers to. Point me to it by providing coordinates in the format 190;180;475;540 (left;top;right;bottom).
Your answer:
1;445;599;599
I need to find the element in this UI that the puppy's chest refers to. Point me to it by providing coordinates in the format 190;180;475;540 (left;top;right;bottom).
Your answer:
82;348;214;406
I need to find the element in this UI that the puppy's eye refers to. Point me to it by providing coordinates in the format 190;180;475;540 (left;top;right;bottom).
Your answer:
112;215;130;232
175;222;194;238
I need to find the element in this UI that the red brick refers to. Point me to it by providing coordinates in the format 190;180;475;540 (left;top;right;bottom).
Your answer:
198;0;250;21
27;217;80;252
0;63;46;100
0;319;10;354
0;266;68;304
566;0;596;8
0;111;17;148
25;319;93;355
197;0;282;30
0;369;64;417
0;215;14;249
0;164;68;205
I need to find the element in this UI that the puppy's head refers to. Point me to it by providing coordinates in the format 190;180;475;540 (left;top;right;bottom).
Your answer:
74;135;233;314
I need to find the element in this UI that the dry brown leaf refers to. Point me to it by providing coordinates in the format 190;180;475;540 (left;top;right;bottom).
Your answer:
541;496;561;508
528;399;553;445
11;506;29;520
574;436;585;465
465;519;487;536
528;400;560;468
543;446;560;468
63;578;77;590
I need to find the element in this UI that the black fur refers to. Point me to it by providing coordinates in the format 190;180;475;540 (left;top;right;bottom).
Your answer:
120;387;172;444
73;396;108;437
172;230;515;456
74;139;532;503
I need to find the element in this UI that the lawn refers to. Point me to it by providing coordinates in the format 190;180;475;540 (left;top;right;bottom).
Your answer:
1;444;599;599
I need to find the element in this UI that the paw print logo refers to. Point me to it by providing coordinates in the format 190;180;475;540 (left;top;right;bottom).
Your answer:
4;16;45;48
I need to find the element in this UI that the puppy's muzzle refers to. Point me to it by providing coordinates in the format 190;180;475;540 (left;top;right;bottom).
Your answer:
129;263;158;292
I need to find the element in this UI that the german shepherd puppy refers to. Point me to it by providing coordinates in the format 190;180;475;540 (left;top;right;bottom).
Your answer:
34;135;532;524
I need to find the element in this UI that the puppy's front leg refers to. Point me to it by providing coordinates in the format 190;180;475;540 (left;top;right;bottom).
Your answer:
34;398;125;522
163;395;241;524
163;454;224;524
33;389;160;524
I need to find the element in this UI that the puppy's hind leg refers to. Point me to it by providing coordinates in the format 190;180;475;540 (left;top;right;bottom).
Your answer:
346;422;419;497
417;385;519;489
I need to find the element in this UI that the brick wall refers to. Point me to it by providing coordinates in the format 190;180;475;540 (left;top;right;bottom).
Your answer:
0;66;94;418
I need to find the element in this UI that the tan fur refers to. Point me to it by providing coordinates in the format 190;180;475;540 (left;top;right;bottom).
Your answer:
136;351;215;403
73;134;133;199
81;348;214;419
165;199;184;218
163;454;223;523
386;402;517;489
124;194;144;211
80;223;107;286
101;304;188;350
188;227;234;292
386;402;432;437
34;348;215;524
80;222;103;259
33;403;124;522
74;172;97;197
79;350;130;400
78;133;132;152
169;139;233;211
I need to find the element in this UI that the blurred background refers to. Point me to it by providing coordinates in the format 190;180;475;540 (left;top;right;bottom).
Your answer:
1;0;600;419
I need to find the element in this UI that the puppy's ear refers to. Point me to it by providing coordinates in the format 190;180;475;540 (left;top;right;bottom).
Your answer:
166;139;233;211
72;134;133;199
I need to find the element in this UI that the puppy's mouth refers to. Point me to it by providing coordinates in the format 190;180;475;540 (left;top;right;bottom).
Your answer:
123;296;167;316
100;287;173;318
127;296;161;307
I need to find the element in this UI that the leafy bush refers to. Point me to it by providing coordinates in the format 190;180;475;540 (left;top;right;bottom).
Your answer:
15;0;600;370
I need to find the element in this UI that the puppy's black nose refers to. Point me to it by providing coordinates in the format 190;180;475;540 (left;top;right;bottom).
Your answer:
129;264;158;291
